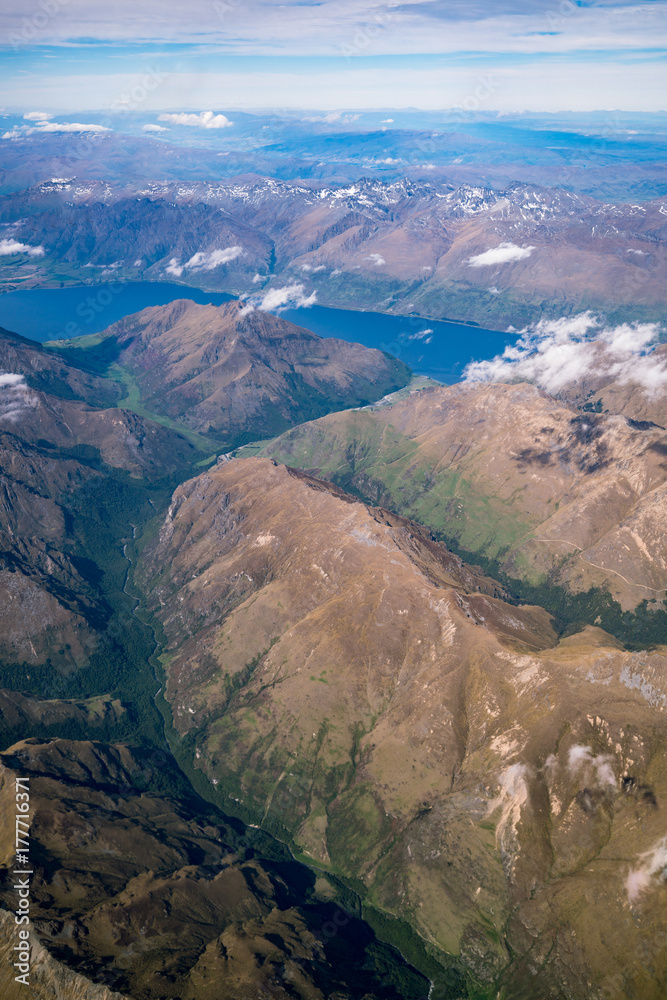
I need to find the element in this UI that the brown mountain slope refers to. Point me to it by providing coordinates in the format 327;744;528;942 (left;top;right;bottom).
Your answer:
0;326;118;408
0;433;105;667
258;381;667;614
0;738;426;1000
81;299;411;443
0;324;198;475
134;457;667;998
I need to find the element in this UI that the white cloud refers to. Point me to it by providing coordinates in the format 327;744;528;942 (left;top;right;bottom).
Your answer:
300;263;325;272
157;111;233;129
626;836;667;902
252;272;262;283
166;246;243;277
467;243;534;267
165;258;183;277
0;373;38;423
3;121;111;139
486;763;529;851
185;246;243;270
38;122;110;133
0;239;45;257
567;745;617;789
381;118;394;123
142;123;168;132
240;282;317;315
366;253;385;266
464;313;667;398
23;111;53;121
406;328;433;342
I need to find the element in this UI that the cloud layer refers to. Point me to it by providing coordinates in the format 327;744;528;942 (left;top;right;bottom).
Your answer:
464;313;667;397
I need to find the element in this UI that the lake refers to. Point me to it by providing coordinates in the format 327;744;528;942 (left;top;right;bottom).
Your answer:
0;281;516;383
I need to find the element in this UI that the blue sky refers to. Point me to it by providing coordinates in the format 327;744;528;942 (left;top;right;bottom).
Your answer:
0;0;665;112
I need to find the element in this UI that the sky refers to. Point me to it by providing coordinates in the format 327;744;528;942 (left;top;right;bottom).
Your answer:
0;0;665;112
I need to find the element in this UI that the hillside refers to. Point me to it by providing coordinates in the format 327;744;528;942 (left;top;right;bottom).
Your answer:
0;738;426;1000
4;175;667;327
134;456;667;999
257;382;667;630
51;299;411;446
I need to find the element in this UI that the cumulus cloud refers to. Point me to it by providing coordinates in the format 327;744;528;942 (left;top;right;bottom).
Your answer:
467;242;534;267
406;328;433;343
240;282;317;315
567;745;617;789
142;123;168;132
165;258;183;277
23;111;53;121
464;313;667;398
0;373;38;422
366;253;385;266
166;246;243;277
0;239;45;257
626;836;667;902
300;263;325;272
185;246;243;270
157;111;233;129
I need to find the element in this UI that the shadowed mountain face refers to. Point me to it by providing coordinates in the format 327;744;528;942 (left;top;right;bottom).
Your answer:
0;327;202;671
257;381;667;620
0;325;197;475
134;457;667;999
0;325;119;408
0;738;429;1000
64;298;411;445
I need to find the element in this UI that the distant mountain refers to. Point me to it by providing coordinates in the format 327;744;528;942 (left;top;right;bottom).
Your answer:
59;299;411;444
4;175;667;327
134;456;667;1000
257;382;667;631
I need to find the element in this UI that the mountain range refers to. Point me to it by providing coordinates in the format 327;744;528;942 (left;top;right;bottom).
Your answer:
0;281;665;998
255;379;667;634
3;174;667;328
134;455;667;999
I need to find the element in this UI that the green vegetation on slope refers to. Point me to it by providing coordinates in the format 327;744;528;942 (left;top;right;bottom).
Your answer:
259;415;667;647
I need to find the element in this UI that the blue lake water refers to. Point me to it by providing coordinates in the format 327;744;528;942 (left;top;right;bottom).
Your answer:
0;281;516;383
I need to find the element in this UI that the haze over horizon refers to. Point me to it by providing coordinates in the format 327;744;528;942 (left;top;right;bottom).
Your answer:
1;0;666;112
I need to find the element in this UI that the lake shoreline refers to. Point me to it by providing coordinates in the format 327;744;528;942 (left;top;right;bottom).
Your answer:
0;279;518;384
